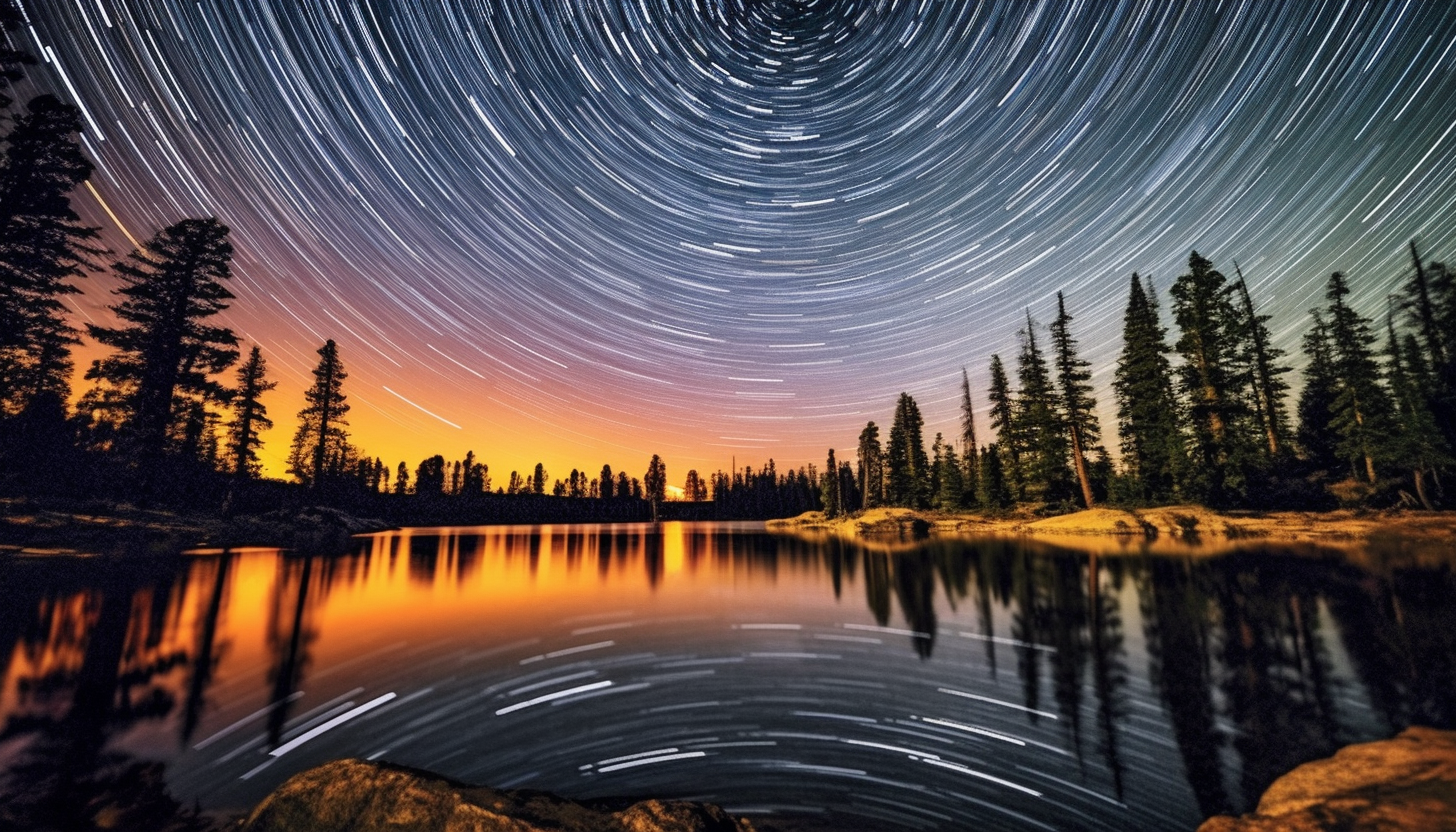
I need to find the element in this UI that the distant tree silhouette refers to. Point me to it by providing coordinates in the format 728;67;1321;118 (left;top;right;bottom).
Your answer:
856;421;884;508
644;454;666;520
1170;251;1249;504
821;449;841;518
1115;274;1186;503
600;463;614;499
414;455;446;496
987;354;1022;498
1384;307;1450;507
394;460;410;494
959;368;980;506
531;463;547;495
683;468;707;501
1232;266;1291;458
1050;292;1100;508
86;218;237;496
1322;273;1395;484
933;433;964;510
1016;311;1070;503
287;339;351;487
0;95;99;415
1297;312;1342;476
885;393;929;508
226;345;274;479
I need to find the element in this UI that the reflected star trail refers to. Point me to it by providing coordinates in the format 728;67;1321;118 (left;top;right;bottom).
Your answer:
16;0;1456;477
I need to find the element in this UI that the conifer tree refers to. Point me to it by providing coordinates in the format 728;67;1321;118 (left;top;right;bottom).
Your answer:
987;354;1022;497
288;339;351;487
1385;307;1450;508
1015;312;1071;503
644;454;667;519
976;442;1011;509
1050;292;1100;508
1170;251;1248;503
532;463;548;494
0;95;99;413
600;463;614;499
886;393;929;507
822;449;841;518
87;218;238;478
1114;274;1185;503
395;461;410;494
1296;313;1341;475
934;435;964;510
226;345;274;478
1322;273;1395;484
959;368;980;506
415;455;446;496
1400;241;1456;454
1232;266;1291;458
857;421;884;508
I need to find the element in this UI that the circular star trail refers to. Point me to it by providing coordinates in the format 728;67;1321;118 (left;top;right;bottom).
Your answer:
15;0;1456;478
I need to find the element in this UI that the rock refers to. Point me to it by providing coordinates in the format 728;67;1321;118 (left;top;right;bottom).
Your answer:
241;759;755;832
1197;726;1456;832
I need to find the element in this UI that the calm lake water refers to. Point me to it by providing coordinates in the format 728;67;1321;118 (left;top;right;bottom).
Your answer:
2;522;1453;831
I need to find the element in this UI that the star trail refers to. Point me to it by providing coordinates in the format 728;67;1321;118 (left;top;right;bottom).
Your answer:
14;0;1456;479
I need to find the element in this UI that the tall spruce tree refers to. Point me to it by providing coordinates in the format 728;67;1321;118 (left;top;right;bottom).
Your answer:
0;94;99;413
1232;266;1291;458
1015;312;1071;503
1385;306;1449;508
1322;272;1395;484
856;421;884;508
1400;241;1456;456
226;345;274;478
959;367;980;506
86;218;237;479
288;339;351;486
1114;274;1185;503
885;393;929;508
987;354;1022;498
1169;251;1248;504
1050;292;1100;508
644;454;667;519
822;448;841;518
1296;312;1342;475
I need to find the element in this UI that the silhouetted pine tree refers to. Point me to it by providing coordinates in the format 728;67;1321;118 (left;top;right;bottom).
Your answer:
1050;292;1100;508
1385;307;1450;508
1322;273;1395;484
532;463;548;494
1016;312;1071;503
1400;241;1456;457
934;434;964;510
644;454;666;520
226;345;274;478
287;339;351;487
886;393;929;507
600;464;614;499
1297;312;1342;475
856;421;884;507
1170;251;1249;504
394;461;410;494
415;455;446;496
976;442;1012;509
0;95;99;414
86;218;237;492
822;449;841;518
987;354;1023;497
838;460;861;513
959;368;980;506
1232;266;1291;458
1115;274;1186;503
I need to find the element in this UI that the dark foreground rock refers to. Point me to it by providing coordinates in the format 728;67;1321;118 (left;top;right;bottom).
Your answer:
240;759;755;832
1197;726;1456;832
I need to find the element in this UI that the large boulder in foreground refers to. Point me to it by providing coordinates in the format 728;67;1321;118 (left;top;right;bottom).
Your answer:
1197;726;1456;832
241;759;755;832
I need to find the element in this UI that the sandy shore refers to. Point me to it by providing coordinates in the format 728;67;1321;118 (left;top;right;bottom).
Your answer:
766;505;1456;560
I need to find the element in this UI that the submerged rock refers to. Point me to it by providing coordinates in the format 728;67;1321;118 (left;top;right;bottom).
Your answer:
1197;726;1456;832
241;759;755;832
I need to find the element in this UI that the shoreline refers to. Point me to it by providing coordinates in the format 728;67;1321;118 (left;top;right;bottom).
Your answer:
765;505;1456;559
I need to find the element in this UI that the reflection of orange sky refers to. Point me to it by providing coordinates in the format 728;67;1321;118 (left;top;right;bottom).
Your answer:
1;523;852;764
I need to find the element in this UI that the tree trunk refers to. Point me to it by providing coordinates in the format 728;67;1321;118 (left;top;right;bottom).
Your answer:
1414;468;1434;510
1069;425;1095;509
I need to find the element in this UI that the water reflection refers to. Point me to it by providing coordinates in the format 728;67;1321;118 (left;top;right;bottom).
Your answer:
0;524;1452;831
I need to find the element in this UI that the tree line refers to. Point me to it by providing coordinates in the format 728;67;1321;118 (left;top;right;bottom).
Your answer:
828;249;1453;517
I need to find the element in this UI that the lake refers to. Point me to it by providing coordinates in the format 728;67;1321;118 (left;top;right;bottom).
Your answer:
1;522;1453;830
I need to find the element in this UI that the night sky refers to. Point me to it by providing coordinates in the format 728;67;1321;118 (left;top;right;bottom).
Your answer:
14;0;1456;483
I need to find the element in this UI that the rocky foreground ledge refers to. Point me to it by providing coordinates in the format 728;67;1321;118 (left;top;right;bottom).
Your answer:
239;758;755;832
1197;727;1456;832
